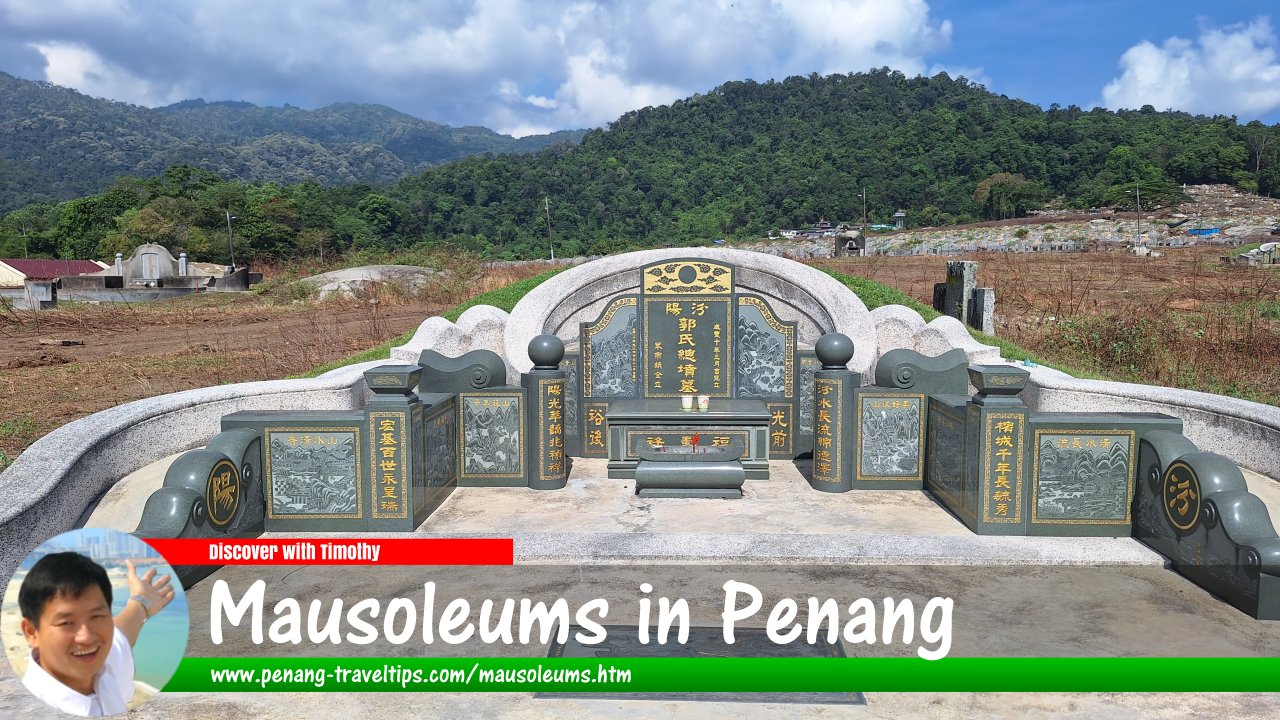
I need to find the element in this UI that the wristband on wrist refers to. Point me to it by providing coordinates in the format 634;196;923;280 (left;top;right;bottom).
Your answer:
129;594;153;619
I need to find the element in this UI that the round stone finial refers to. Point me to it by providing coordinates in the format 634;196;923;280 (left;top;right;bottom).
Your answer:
528;334;565;369
815;333;854;369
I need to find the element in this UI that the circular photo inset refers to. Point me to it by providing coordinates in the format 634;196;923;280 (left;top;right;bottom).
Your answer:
3;528;189;717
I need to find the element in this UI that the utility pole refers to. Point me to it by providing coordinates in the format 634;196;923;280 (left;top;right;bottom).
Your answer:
860;187;868;256
544;196;555;261
225;209;237;269
1131;185;1142;246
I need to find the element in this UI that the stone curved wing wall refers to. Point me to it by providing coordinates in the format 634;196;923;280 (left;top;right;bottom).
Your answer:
1023;365;1280;480
0;362;380;579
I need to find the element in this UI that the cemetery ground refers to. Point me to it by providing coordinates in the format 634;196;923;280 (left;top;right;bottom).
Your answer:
0;260;555;467
2;243;1277;468
816;244;1280;406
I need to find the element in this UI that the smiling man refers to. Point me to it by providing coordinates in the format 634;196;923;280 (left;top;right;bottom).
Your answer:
17;552;175;717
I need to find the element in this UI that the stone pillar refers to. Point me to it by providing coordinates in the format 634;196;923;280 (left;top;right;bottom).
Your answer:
932;283;947;313
178;252;188;276
969;287;996;335
23;281;56;310
963;365;1031;535
523;335;570;490
362;365;426;531
943;261;977;325
809;333;859;493
114;253;124;275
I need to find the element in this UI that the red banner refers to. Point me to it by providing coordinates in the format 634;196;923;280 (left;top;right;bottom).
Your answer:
144;538;513;566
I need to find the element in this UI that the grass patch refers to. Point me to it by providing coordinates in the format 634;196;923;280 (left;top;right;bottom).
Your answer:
1228;242;1262;257
298;330;418;378
818;268;941;320
443;268;565;322
0;419;37;440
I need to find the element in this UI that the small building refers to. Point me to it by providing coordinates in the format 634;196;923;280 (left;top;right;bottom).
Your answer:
0;259;109;288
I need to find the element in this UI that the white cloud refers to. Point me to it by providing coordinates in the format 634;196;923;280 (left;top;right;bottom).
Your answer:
1101;17;1280;118
553;44;687;128
496;0;953;132
2;0;955;132
31;41;185;107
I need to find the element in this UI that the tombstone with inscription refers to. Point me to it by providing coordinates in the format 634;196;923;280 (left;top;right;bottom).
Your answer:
574;258;804;471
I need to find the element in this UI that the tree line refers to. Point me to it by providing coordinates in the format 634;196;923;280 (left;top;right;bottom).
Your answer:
3;69;1278;264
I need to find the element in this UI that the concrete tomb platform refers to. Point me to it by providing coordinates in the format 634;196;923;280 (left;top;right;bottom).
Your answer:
82;454;1255;567
13;419;1280;720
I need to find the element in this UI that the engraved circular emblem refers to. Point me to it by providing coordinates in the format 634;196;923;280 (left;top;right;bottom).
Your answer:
677;265;698;284
1162;461;1201;533
205;458;240;528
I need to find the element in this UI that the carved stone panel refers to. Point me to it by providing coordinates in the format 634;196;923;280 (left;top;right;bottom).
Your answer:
1031;431;1135;524
736;295;795;399
767;402;794;458
980;411;1027;528
641;260;734;295
794;352;820;455
925;398;968;513
264;428;361;519
560;351;582;456
856;393;926;485
458;390;526;486
642;296;732;397
424;405;457;500
368;410;409;520
582;297;639;398
581;401;609;458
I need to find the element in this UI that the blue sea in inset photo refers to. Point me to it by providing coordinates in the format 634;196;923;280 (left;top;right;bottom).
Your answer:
109;584;189;689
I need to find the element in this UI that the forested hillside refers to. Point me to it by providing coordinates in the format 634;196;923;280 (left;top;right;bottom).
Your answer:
0;72;583;211
3;69;1278;263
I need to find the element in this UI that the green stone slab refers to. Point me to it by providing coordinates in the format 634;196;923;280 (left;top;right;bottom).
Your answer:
1026;412;1182;537
925;394;972;523
852;387;927;489
605;398;770;481
221;411;368;532
457;388;528;487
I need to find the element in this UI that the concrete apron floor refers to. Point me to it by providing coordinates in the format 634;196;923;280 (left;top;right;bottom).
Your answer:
8;455;1268;719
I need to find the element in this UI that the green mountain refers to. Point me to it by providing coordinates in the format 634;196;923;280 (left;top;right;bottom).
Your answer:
389;69;1276;258
5;68;1277;263
0;71;584;212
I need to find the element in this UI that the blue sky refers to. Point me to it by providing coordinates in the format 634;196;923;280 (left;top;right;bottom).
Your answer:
1;0;1278;135
930;0;1280;120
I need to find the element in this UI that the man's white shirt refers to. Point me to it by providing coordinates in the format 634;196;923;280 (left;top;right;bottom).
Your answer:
22;626;134;717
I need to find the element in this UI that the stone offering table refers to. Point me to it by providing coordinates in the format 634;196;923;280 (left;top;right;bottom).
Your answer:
633;441;747;498
605;398;771;481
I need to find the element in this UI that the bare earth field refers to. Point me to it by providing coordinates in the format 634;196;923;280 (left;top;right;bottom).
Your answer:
2;248;1277;464
0;263;556;462
815;245;1280;404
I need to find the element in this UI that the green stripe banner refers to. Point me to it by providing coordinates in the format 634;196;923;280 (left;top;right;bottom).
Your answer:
167;657;1280;693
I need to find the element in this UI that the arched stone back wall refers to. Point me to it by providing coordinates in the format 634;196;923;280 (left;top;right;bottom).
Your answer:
505;248;878;376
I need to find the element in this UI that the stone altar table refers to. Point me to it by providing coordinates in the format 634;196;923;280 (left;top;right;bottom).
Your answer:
633;440;748;499
605;398;771;480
